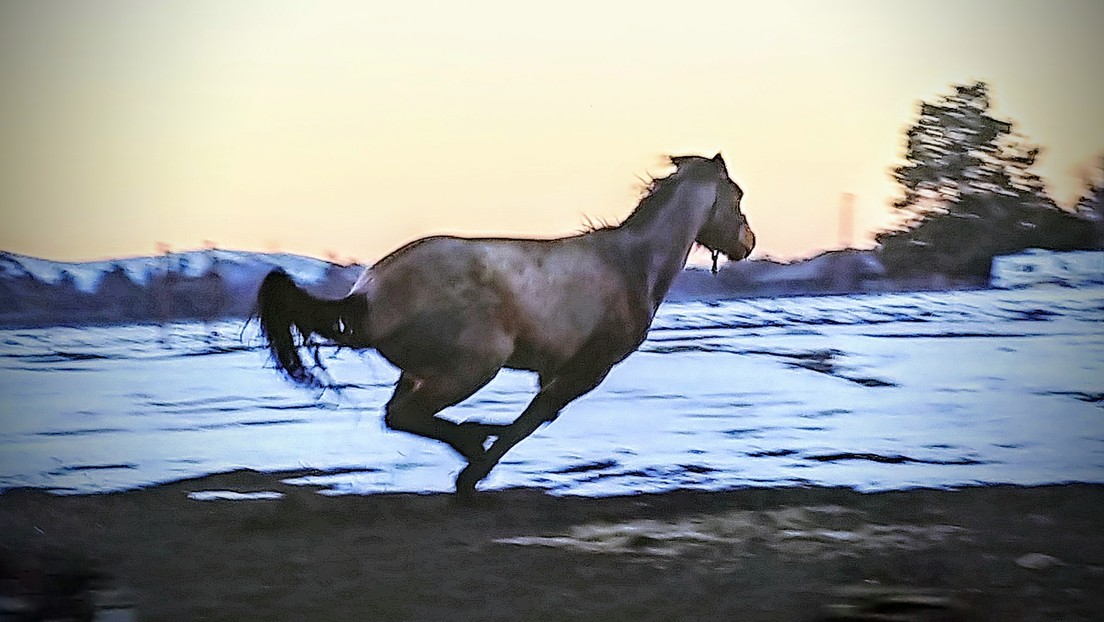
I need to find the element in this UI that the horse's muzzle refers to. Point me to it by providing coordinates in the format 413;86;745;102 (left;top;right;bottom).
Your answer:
731;225;755;261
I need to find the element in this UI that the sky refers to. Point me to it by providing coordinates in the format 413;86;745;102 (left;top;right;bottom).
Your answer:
1;0;1101;265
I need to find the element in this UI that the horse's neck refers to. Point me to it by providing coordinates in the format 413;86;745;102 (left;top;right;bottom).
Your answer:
618;179;717;307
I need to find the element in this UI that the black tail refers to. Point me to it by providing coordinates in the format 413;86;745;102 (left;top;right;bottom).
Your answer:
254;269;367;388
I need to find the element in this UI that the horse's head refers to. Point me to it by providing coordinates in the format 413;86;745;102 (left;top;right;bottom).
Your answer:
673;153;756;264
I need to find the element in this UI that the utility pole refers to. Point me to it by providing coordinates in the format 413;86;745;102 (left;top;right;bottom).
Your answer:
839;193;855;249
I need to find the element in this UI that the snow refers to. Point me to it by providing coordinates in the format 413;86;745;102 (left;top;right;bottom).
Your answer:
1;282;1101;496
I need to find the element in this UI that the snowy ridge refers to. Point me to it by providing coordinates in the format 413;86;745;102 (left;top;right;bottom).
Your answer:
0;249;349;293
1;247;1100;299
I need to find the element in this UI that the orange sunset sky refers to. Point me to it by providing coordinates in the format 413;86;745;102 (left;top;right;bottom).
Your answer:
1;0;1101;265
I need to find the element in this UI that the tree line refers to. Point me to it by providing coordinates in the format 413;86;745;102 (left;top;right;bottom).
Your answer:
876;81;1102;278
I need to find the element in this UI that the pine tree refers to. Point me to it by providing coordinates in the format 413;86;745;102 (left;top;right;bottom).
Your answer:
890;81;1050;225
877;81;1095;278
1075;155;1104;247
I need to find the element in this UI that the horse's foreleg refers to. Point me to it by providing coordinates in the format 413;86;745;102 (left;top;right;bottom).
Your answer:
457;421;511;442
455;364;611;494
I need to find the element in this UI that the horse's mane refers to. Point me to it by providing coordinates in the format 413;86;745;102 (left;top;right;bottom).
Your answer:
583;156;715;233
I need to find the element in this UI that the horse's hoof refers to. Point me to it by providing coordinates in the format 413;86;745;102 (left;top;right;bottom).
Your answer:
455;463;483;498
457;422;498;454
453;486;478;506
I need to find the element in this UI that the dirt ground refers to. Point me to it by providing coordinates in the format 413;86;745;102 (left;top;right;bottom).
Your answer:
1;470;1101;621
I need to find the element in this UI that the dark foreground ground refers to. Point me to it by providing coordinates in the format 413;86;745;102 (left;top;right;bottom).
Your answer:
1;471;1101;621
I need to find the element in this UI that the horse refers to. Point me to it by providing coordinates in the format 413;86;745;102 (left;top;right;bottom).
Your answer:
255;153;755;495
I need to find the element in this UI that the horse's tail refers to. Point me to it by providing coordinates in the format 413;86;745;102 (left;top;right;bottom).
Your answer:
254;269;367;388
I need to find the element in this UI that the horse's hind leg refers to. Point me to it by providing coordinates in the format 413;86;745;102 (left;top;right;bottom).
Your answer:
384;368;500;462
456;361;613;494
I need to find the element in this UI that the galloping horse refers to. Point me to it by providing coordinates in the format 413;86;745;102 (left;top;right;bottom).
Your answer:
255;153;755;495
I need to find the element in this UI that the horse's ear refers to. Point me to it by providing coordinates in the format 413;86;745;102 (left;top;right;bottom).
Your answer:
712;152;728;174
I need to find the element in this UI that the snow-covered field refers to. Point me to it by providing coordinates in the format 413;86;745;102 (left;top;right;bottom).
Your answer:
2;252;1101;496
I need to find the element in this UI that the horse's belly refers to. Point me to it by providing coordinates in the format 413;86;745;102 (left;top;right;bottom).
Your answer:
502;349;545;373
506;305;641;373
501;324;577;372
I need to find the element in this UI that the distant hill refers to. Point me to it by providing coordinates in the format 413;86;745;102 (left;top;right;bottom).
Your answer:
1;247;1100;329
0;249;363;328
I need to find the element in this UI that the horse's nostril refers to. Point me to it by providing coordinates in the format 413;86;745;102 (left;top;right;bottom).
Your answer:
740;227;756;254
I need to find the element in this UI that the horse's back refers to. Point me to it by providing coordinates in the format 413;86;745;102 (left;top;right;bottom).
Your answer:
352;235;644;374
